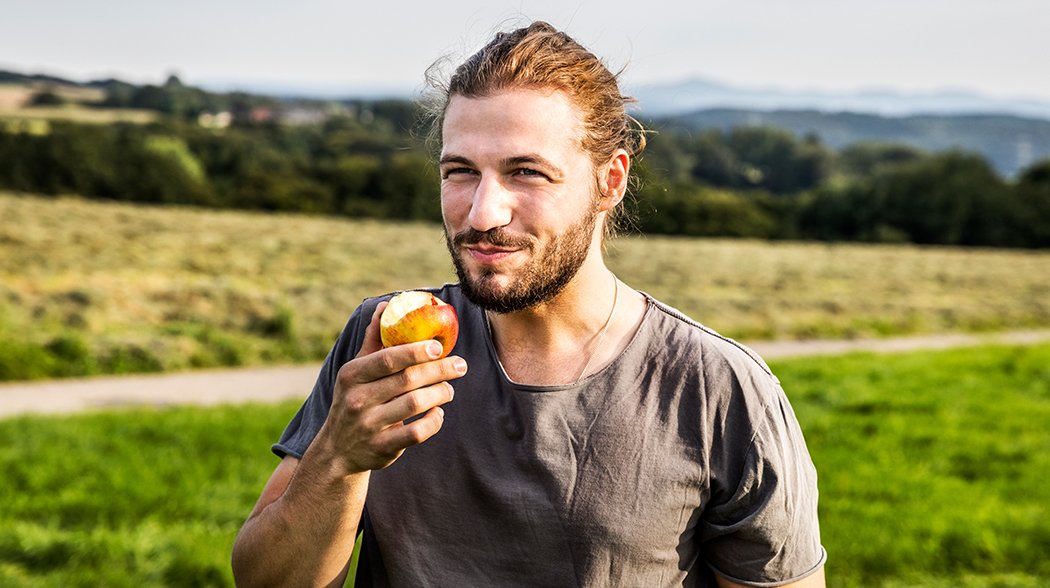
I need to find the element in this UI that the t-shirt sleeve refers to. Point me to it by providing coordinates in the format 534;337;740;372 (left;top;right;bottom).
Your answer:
271;300;377;459
699;360;826;586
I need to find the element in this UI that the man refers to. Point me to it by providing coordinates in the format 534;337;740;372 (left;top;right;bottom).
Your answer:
232;21;826;587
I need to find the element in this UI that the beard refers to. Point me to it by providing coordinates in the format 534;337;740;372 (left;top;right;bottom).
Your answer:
445;207;598;314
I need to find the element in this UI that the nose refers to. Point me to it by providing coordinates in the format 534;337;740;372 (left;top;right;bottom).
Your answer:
467;176;513;233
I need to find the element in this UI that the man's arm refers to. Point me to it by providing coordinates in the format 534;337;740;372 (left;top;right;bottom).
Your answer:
231;303;466;587
716;566;826;588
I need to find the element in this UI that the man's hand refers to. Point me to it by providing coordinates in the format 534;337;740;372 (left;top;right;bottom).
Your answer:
232;301;468;587
318;301;468;474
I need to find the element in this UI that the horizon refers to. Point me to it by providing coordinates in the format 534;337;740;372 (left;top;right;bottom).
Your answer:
3;0;1049;103
7;65;1050;122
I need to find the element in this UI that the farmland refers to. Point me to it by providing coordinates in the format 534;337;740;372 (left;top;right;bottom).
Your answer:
0;342;1047;586
2;192;1049;380
0;84;156;127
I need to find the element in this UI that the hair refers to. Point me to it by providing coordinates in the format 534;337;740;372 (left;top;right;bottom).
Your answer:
422;21;647;238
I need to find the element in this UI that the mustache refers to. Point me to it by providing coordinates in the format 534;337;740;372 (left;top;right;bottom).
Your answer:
451;228;533;249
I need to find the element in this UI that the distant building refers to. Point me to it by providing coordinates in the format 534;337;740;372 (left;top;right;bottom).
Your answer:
198;111;232;129
250;107;274;123
282;107;326;125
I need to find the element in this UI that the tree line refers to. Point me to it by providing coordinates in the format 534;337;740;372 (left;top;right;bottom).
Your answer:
2;84;1049;248
632;126;1050;248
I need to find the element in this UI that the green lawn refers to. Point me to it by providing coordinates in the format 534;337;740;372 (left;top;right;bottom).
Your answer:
776;343;1050;587
1;343;1048;586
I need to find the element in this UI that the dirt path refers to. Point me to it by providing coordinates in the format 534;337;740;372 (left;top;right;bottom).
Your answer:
2;330;1049;419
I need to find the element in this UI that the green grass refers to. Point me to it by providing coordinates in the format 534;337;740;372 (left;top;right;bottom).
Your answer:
3;192;1050;381
771;343;1050;587
1;343;1048;586
0;400;297;587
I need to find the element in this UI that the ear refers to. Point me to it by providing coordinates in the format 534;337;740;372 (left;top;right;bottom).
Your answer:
597;149;630;212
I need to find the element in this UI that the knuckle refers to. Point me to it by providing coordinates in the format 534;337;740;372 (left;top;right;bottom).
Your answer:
335;363;357;388
356;413;379;434
395;369;417;391
402;392;426;415
405;425;430;446
377;352;400;375
364;436;388;457
343;393;367;416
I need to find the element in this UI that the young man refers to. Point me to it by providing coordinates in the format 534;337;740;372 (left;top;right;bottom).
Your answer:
233;22;826;587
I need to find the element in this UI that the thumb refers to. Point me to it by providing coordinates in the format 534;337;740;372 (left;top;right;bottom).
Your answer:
356;301;388;358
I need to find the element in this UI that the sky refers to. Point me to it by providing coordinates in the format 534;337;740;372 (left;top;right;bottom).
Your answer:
3;0;1048;100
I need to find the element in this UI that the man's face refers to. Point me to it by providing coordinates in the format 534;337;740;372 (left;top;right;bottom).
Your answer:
439;88;602;313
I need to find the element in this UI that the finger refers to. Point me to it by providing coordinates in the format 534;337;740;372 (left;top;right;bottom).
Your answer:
349;339;462;386
355;301;388;358
374;406;446;452
386;355;467;396
368;382;455;429
348;353;465;410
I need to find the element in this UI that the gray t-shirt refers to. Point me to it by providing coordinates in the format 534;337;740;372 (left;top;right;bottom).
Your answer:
274;284;825;587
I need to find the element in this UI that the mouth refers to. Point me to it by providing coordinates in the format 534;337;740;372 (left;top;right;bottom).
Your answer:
463;243;520;264
452;228;532;266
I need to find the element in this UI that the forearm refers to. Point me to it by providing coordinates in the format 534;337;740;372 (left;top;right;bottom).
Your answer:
716;565;825;588
232;439;369;587
233;311;463;586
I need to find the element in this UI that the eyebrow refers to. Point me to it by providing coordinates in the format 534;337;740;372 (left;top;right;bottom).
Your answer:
439;154;474;166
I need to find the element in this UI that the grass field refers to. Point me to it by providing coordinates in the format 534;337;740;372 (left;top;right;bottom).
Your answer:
0;342;1046;586
0;84;156;126
2;192;1049;380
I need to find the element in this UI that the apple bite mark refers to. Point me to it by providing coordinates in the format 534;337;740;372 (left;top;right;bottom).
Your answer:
379;291;460;359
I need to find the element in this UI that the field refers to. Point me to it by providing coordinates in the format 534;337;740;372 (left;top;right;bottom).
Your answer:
0;342;1047;586
0;84;156;127
2;192;1049;381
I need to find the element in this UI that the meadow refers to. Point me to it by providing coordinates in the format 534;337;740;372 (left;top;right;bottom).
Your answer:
2;192;1049;381
0;84;156;127
0;342;1047;586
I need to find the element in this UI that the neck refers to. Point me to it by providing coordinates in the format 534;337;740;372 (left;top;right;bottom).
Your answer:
488;259;613;345
485;258;646;386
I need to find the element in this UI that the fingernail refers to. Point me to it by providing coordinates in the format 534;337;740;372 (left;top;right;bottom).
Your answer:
447;382;455;401
427;341;443;358
453;357;467;374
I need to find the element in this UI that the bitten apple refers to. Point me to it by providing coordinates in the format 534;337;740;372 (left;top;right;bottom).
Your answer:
379;291;460;358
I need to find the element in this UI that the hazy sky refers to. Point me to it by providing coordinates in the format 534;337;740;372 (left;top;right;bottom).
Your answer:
3;0;1048;99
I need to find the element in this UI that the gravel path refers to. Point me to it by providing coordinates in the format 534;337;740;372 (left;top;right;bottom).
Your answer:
2;330;1049;419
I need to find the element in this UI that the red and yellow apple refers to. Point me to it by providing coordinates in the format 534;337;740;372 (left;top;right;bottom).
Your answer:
379;291;459;358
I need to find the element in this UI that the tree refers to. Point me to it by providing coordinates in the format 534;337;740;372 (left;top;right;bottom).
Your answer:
725;127;830;194
836;142;926;178
1015;158;1050;247
639;182;777;238
28;89;66;106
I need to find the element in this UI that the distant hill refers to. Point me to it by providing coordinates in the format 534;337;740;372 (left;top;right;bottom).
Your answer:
632;76;1050;121
7;67;1049;177
656;109;1050;178
0;70;79;87
0;69;134;97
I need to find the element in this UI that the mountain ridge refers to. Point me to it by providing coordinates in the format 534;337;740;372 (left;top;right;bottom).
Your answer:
655;108;1050;177
630;76;1050;121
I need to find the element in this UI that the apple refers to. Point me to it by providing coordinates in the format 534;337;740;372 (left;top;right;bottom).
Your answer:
379;291;460;358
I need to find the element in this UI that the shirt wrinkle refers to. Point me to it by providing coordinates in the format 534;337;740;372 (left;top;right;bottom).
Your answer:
273;284;824;587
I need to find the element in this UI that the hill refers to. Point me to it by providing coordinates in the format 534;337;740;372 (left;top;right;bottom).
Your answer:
657;108;1050;177
632;75;1050;120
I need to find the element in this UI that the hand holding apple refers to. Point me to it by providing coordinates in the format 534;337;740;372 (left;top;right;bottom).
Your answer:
379;291;460;358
